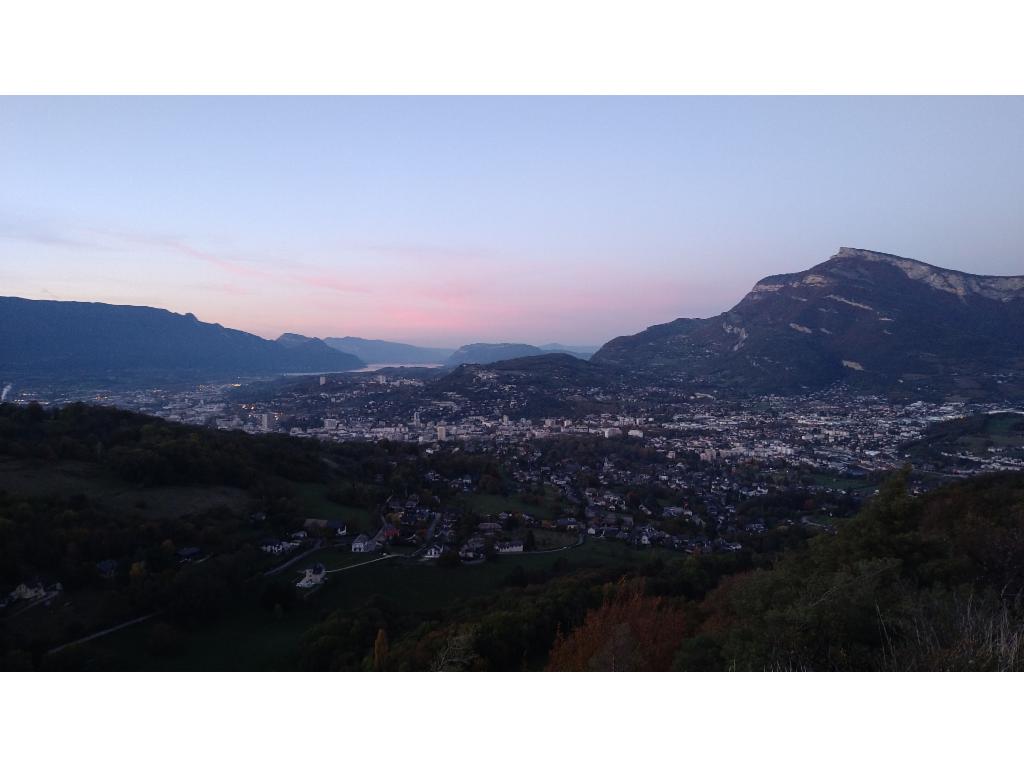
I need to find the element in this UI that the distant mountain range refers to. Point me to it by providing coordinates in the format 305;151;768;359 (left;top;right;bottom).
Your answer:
323;336;454;365
592;247;1024;396
0;297;363;381
446;342;594;366
539;343;599;358
445;343;549;366
6;248;1020;398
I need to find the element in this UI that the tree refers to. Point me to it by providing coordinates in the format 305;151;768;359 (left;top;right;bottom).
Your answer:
546;579;690;671
373;628;390;671
437;550;462;568
505;565;528;588
524;530;537;551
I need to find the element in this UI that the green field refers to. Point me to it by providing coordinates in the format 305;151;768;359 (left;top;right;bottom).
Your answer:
806;472;876;492
468;487;569;520
72;537;682;670
0;457;248;518
291;482;378;532
906;412;1024;460
468;493;544;516
520;529;578;549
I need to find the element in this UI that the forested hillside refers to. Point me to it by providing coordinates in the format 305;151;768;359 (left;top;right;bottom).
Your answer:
2;403;1022;671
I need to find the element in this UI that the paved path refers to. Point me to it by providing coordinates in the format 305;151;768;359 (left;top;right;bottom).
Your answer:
514;532;585;554
325;554;394;574
47;611;162;656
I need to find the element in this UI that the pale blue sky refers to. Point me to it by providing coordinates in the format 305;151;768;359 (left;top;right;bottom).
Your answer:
1;97;1022;345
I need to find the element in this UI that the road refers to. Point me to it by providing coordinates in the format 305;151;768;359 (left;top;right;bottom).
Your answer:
47;611;162;656
325;553;394;574
514;532;585;555
407;512;442;558
45;532;583;656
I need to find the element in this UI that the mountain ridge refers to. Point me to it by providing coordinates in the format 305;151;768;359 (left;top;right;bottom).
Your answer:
324;336;454;365
0;296;364;381
592;247;1024;396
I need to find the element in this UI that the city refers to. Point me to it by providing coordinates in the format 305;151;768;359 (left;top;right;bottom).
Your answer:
5;365;1022;582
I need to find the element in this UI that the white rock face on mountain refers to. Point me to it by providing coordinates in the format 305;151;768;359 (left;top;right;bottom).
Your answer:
831;247;1024;302
592;246;1024;396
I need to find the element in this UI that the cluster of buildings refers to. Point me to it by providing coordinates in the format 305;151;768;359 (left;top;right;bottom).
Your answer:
15;371;1022;577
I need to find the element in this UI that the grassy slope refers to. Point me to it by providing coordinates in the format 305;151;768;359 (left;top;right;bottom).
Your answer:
0;458;248;519
291;481;377;532
77;539;680;670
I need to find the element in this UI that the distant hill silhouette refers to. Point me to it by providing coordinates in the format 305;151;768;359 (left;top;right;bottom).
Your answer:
324;336;453;364
539;343;599;359
0;297;363;381
446;342;548;366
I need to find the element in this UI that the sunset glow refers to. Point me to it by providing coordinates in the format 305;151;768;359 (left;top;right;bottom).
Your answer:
3;97;1023;345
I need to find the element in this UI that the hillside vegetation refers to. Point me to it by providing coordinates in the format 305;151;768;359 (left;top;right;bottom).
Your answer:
2;402;1022;671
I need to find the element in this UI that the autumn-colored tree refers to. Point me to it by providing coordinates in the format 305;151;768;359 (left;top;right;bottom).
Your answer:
373;628;390;671
546;579;690;671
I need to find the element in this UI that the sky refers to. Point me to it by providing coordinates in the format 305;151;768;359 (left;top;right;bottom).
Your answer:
1;97;1022;347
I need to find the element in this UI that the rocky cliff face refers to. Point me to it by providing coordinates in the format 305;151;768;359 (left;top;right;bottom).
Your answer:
592;248;1024;396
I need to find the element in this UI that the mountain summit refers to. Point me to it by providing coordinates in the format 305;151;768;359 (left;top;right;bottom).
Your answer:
592;248;1024;396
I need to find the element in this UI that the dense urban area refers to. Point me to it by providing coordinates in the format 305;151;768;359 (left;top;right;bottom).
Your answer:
6;367;1024;560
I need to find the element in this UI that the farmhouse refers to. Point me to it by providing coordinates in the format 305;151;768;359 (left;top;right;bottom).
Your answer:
351;534;378;553
296;563;326;589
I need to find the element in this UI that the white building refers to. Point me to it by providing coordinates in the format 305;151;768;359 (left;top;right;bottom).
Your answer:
423;543;445;559
296;563;326;589
351;534;378;553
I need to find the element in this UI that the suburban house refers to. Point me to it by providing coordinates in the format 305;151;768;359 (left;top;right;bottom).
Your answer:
296;563;326;589
8;582;47;602
351;534;378;553
260;539;300;556
495;540;524;554
423;543;445;559
304;518;348;537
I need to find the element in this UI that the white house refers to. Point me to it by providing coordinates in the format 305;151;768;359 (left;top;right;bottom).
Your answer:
261;540;300;556
351;534;378;553
423;543;445;559
9;582;47;601
495;541;524;554
296;563;326;589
